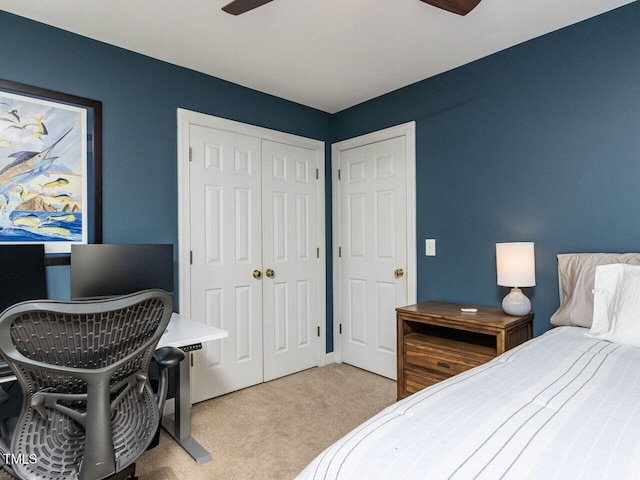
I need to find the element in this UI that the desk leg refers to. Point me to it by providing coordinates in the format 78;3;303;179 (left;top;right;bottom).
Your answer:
161;353;212;464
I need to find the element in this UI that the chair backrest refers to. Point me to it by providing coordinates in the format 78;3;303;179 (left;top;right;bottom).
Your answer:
0;289;172;480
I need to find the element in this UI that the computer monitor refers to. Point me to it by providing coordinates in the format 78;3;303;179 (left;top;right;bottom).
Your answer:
0;244;48;313
70;244;174;300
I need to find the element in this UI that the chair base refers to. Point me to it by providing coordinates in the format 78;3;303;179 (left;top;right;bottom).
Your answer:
106;463;137;480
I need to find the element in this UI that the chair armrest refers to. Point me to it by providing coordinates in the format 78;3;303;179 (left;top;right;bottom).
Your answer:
153;347;185;370
152;347;185;412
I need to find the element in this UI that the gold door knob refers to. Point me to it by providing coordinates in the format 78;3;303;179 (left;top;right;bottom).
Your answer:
252;269;262;279
265;268;275;278
394;268;404;278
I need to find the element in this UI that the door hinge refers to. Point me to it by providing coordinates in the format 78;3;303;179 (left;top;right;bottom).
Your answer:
190;251;193;264
338;169;341;180
189;147;192;161
316;168;319;180
190;352;194;367
316;247;320;258
317;326;321;337
339;323;343;334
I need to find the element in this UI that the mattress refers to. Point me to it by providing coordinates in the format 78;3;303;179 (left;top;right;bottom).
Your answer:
297;327;640;479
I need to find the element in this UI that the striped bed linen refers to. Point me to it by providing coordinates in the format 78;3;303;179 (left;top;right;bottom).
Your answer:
297;327;640;479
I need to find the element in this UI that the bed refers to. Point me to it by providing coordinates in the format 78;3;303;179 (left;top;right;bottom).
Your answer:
297;253;640;480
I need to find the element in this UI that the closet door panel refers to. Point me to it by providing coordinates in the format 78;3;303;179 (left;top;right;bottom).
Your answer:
190;125;263;402
262;140;320;381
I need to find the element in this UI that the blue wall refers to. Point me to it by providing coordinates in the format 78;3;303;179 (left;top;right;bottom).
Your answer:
1;2;639;347
0;11;331;311
332;2;640;336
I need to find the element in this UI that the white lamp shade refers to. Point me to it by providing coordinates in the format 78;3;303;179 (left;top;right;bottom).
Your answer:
496;242;536;288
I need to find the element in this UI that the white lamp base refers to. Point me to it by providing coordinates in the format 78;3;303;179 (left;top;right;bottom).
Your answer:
502;288;531;316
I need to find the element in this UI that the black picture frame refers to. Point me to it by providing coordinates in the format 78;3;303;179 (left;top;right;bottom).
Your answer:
0;79;102;266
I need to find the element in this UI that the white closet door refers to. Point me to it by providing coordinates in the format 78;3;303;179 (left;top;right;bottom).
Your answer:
187;122;323;402
338;136;408;379
189;125;263;402
261;140;320;381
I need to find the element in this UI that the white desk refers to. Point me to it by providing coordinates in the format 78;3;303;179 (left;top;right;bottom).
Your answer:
159;313;228;464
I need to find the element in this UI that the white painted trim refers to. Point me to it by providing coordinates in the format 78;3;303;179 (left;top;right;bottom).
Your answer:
330;146;342;364
176;108;327;366
320;351;336;367
177;108;191;317
331;121;417;362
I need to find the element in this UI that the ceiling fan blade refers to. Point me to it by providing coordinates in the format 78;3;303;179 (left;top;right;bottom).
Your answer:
222;0;274;15
420;0;481;16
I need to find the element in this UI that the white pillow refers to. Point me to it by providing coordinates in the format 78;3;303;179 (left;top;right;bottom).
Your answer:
588;264;640;347
590;264;625;335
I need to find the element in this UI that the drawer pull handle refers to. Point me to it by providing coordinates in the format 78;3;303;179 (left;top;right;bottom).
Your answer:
437;361;451;369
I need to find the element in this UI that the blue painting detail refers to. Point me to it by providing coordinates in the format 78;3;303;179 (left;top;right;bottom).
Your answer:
1;211;83;242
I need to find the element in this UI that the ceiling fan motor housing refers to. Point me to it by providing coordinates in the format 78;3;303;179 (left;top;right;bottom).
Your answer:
421;0;482;16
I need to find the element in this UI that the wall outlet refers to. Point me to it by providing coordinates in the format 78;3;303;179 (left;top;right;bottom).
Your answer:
425;239;436;256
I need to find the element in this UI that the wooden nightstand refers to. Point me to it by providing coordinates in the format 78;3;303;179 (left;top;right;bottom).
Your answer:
396;301;533;400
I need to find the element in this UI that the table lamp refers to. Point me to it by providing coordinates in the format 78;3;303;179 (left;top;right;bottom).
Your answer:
496;242;535;316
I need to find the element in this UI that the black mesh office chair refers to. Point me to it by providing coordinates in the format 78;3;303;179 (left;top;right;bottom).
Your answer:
0;290;184;480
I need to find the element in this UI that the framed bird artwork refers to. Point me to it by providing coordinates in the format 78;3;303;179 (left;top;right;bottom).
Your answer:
0;79;102;265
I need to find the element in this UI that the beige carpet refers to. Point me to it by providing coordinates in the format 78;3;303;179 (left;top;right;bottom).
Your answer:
0;363;395;480
137;363;395;480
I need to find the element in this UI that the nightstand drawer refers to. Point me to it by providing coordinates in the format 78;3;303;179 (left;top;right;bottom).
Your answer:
406;350;468;376
405;335;493;376
405;366;448;394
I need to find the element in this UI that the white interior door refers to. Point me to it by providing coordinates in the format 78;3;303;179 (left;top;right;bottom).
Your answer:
334;124;416;380
262;140;320;381
189;125;264;402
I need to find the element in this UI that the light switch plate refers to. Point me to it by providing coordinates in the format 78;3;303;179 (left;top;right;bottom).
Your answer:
425;239;436;256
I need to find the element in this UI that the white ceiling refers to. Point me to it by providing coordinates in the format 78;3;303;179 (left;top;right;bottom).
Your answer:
0;0;634;113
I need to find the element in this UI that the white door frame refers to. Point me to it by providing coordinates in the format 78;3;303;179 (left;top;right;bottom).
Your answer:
331;121;417;363
177;108;327;365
